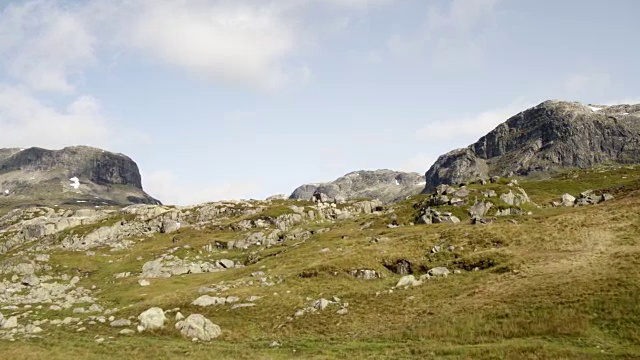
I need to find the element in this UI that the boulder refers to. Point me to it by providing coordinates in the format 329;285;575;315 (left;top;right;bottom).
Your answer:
396;275;421;287
314;298;331;311
561;193;576;207
110;319;132;327
175;314;222;341
137;307;166;331
2;316;18;329
428;267;450;277
192;295;226;307
468;201;493;218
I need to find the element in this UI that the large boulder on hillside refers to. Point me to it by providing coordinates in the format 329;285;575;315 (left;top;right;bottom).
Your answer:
137;307;166;332
175;314;222;341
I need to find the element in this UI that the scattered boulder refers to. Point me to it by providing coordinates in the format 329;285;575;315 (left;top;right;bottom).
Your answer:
110;319;132;327
137;307;166;332
192;295;226;307
468;201;493;218
349;269;381;280
428;267;450;277
175;314;222;341
2;316;18;329
395;275;421;287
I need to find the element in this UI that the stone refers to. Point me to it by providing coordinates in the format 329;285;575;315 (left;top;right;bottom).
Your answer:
314;298;331;311
385;259;412;275
216;259;235;269
137;307;166;331
119;329;135;335
336;308;349;315
561;193;576;207
110;319;131;327
21;274;40;286
175;312;185;321
2;316;18;329
468;201;493;218
138;279;151;286
88;304;103;313
428;267;450;277
601;193;614;202
395;275;421;287
160;220;181;234
192;295;226;307
349;269;380;280
175;314;222;341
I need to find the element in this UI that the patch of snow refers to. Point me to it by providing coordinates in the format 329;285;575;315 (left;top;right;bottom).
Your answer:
76;200;87;203
4;189;9;194
69;177;80;189
395;179;400;185
19;148;24;151
589;106;603;112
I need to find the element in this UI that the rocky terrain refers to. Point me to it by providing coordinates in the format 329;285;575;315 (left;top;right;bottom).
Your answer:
0;146;160;207
423;100;640;192
289;169;425;204
1;161;639;358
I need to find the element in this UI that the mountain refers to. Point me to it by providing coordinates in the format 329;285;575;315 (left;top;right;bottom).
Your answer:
289;169;425;203
423;100;640;192
0;146;160;207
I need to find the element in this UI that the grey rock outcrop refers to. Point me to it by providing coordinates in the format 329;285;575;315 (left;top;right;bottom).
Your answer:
423;101;640;192
290;170;425;204
175;314;222;341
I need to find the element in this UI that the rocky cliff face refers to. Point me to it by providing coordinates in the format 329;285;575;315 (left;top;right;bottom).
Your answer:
423;100;640;192
0;146;160;207
289;169;425;203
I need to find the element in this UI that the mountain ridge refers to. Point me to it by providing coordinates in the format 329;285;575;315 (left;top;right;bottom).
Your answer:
0;145;160;207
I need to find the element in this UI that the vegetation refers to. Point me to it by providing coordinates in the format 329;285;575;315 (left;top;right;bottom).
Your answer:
2;166;640;359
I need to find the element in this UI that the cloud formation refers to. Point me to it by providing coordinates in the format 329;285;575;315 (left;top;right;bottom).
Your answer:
0;1;96;93
0;85;110;149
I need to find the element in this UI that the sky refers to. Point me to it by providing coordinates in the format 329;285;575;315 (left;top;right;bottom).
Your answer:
0;0;639;205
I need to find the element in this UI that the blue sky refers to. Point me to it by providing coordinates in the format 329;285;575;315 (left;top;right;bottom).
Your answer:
0;0;638;204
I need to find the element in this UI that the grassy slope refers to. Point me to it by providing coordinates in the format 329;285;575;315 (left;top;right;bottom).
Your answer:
2;166;640;359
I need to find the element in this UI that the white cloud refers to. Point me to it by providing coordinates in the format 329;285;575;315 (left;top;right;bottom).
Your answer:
143;170;260;205
0;85;111;149
416;99;533;144
113;1;296;90
0;1;96;93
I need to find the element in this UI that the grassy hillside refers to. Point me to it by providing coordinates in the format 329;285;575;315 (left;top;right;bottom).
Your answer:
2;166;640;359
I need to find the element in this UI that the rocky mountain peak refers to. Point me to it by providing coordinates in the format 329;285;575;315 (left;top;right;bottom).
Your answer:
289;169;425;203
423;100;640;192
